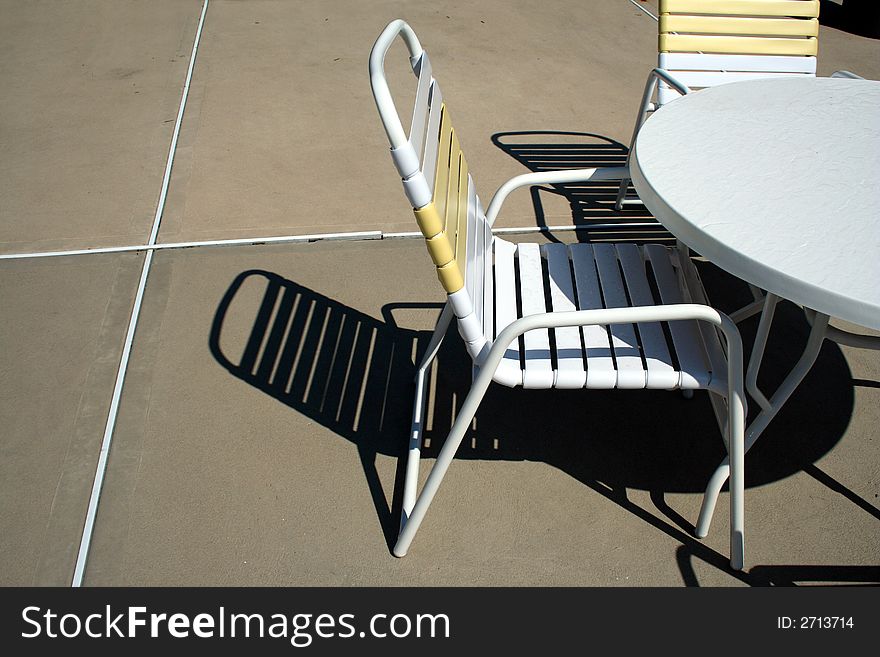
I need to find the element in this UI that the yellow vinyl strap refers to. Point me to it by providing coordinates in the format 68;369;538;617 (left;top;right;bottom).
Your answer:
659;0;819;18
660;33;817;55
412;103;467;294
660;15;819;38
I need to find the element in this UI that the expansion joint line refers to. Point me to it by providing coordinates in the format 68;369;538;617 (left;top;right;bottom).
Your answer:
628;0;659;21
71;0;211;588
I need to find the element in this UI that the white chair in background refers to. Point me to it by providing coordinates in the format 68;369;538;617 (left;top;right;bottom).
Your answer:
616;0;823;210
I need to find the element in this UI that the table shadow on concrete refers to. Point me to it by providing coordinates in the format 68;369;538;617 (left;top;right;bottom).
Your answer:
210;269;859;580
680;546;880;586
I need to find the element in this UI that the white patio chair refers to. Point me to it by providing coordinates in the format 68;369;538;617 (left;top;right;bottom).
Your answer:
615;0;823;211
370;20;747;569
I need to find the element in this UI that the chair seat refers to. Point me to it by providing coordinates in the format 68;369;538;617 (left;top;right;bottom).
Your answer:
490;239;727;392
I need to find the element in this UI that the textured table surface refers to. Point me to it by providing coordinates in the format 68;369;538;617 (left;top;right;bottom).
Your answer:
631;77;880;330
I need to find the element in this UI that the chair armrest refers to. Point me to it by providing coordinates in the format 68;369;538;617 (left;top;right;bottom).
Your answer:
487;304;740;358
612;68;692;210
830;70;865;80
484;166;628;227
477;302;745;407
649;68;691;97
625;68;691;155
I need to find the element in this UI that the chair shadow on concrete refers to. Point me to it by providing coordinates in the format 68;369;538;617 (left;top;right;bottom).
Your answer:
680;545;880;587
209;269;866;585
491;131;673;243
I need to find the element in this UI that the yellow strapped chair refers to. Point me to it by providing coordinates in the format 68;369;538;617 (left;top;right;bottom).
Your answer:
370;20;748;569
616;0;825;210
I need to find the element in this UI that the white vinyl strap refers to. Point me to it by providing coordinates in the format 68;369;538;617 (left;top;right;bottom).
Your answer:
569;244;617;389
517;243;555;389
593;244;646;389
492;238;522;387
616;244;678;389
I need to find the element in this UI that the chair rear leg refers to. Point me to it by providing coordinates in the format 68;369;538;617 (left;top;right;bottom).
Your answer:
613;177;630;211
402;303;454;527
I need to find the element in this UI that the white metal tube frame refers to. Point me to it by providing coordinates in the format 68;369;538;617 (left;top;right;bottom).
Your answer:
803;308;880;350
404;168;648;531
745;293;781;413
369;19;424;149
402;302;454;521
485;166;630;227
396;304;747;571
729;296;767;324
696;308;834;539
715;290;877;423
830;70;864;80
369;20;633;233
697;293;880;539
614;68;691;211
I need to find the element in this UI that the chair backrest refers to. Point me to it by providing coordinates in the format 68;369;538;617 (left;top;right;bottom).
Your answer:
657;0;819;105
370;21;492;359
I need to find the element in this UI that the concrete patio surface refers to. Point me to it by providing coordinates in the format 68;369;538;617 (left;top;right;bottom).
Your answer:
0;253;143;584
1;0;878;587
79;239;879;586
0;0;202;254
159;0;666;242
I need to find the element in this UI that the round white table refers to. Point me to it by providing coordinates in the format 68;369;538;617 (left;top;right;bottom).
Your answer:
630;76;880;331
630;76;880;543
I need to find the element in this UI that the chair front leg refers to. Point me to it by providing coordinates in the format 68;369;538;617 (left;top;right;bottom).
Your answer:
727;369;746;571
696;313;830;548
